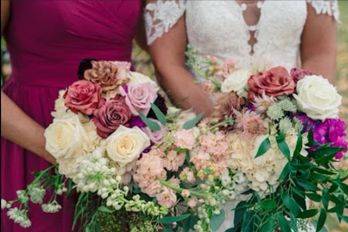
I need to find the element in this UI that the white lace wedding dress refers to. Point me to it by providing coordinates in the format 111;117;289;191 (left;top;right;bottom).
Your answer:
144;0;339;231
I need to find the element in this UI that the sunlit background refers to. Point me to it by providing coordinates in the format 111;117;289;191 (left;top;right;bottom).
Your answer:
1;1;347;231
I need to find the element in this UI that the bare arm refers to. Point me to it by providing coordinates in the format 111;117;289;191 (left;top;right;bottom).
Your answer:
149;17;213;115
1;0;55;163
301;3;337;82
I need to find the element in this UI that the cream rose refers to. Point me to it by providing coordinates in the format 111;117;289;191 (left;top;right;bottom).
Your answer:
44;115;87;160
105;126;150;166
293;75;342;120
221;69;250;97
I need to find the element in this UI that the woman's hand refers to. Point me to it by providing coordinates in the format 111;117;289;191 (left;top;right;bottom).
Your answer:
148;16;214;116
1;92;56;164
301;3;337;82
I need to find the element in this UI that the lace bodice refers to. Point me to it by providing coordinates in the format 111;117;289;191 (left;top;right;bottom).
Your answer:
145;0;339;72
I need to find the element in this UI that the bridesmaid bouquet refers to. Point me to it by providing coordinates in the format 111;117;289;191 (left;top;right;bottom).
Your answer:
1;59;172;230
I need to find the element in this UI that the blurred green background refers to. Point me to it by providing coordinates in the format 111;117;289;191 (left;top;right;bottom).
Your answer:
1;1;347;231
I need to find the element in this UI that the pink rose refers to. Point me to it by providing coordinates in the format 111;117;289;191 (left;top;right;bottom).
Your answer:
248;66;295;100
120;83;157;116
142;120;167;144
93;96;132;138
64;80;102;115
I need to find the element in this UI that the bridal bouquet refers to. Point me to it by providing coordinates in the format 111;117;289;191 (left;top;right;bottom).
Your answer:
1;59;172;231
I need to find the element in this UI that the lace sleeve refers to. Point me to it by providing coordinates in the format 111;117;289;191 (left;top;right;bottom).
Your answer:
307;0;340;21
144;0;186;45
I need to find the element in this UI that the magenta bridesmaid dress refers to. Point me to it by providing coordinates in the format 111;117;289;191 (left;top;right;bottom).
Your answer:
1;0;142;231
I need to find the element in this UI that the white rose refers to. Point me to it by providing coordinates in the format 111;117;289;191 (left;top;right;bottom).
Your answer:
105;126;150;166
129;72;159;91
44;115;87;159
293;75;342;120
221;69;250;97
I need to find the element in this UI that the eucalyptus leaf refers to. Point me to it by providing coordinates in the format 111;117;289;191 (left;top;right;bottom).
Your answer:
158;213;191;224
182;114;203;129
211;210;225;231
150;103;167;125
139;112;161;132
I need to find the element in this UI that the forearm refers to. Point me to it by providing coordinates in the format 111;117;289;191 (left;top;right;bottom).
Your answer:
156;65;213;116
1;91;55;163
302;53;336;82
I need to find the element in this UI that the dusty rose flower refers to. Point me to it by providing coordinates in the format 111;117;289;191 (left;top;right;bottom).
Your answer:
213;92;245;119
235;110;267;137
84;61;129;91
181;189;190;198
64;80;102;115
93;96;131;138
156;187;177;208
174;129;197;150
163;150;185;171
248;66;295;99
120;83;157;116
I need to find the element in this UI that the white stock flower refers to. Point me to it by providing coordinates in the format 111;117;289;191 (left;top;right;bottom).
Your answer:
44;115;87;160
221;69;250;97
293;75;342;120
105;126;150;166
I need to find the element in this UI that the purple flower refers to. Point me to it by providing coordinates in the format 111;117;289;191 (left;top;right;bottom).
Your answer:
295;113;318;132
128;116;146;128
313;118;348;159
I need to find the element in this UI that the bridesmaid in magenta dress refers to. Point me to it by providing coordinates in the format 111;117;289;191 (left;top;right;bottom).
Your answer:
1;0;144;231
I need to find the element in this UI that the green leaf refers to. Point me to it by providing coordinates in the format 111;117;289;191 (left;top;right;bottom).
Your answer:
276;133;291;160
297;209;318;218
316;209;327;232
277;214;291;232
258;199;276;211
255;137;271;158
279;163;291;181
158;214;191;224
233;201;248;227
260;217;275;232
313;168;336;175
150;103;167;125
296;180;317;192
210;210;225;231
339;182;348;194
282;193;301;216
182;114;203;129
322;189;329;210
98;206;114;213
307;193;321;202
293;134;303;156
139;112;161;132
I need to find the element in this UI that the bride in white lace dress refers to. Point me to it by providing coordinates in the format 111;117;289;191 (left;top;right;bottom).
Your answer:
144;0;339;231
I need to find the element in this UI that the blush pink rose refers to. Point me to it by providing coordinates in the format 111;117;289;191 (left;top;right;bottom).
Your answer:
93;96;132;138
64;80;102;115
156;187;177;208
248;66;295;100
120;83;157;116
